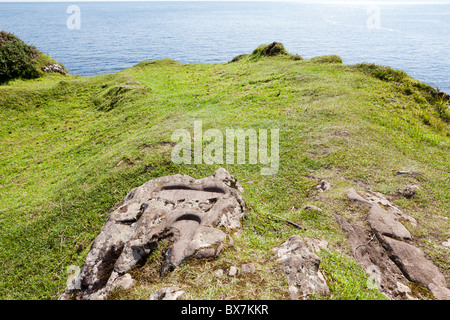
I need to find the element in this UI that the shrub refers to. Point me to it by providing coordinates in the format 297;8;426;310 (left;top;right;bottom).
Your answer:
435;96;450;123
250;42;289;60
0;31;41;83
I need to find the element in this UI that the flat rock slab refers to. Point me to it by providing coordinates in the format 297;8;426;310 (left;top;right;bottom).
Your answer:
380;236;450;300
60;168;245;300
368;203;412;241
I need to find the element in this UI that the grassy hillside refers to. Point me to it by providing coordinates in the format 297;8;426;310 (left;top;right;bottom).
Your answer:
0;42;448;300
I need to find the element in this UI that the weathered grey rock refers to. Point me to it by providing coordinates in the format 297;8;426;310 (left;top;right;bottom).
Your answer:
59;168;244;300
148;287;185;300
347;188;417;226
273;235;330;300
396;170;421;176
335;214;409;300
442;239;450;248
315;180;331;193
43;63;67;75
380;236;450;300
241;263;256;274
342;188;449;300
228;266;238;276
368;203;412;241
397;185;419;198
112;273;134;291
214;269;224;278
304;205;322;212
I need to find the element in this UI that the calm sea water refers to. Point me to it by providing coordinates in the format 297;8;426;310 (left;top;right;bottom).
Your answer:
0;1;449;92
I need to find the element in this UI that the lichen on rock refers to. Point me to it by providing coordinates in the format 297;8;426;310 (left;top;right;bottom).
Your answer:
59;168;245;300
273;235;330;300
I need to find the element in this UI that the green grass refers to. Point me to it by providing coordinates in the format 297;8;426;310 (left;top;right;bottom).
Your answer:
0;44;449;300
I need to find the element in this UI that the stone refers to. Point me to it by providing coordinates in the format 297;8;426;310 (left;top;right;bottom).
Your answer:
315;180;331;193
112;273;134;291
241;263;256;274
59;168;245;300
214;269;224;277
442;239;450;248
148;287;185;300
397;185;419;198
228;266;238;276
195;246;222;260
273;235;330;299
347;188;417;226
304;205;322;212
367;203;412;241
380;236;450;300
43;63;67;75
396;171;421;176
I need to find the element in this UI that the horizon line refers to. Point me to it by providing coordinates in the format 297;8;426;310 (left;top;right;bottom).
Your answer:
1;0;450;4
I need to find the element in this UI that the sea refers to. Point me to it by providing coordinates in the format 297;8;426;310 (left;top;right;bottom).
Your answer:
0;1;449;93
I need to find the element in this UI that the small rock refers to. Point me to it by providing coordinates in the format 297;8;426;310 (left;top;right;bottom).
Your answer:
367;203;412;241
241;263;256;274
397;185;419;199
304;205;322;212
315;180;331;193
43;63;67;75
195;247;219;259
442;239;450;248
228;266;238;276
148;287;185;300
112;273;134;290
396;170;420;176
214;269;224;277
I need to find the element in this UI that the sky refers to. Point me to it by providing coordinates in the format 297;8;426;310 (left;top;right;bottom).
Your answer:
1;0;449;4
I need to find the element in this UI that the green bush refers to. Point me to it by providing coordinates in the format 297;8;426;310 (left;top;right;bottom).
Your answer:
0;31;40;83
250;42;289;60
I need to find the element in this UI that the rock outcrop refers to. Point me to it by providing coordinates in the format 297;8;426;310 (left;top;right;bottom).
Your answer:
336;214;415;300
59;168;245;300
42;63;67;75
273;235;330;300
347;187;417;226
340;188;450;300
